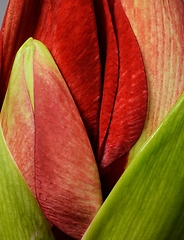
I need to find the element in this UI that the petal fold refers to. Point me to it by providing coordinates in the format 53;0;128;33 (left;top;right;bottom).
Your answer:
93;0;119;162
96;0;148;196
101;0;147;168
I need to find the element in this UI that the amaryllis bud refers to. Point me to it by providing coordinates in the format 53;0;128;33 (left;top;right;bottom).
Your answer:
1;38;102;239
1;1;148;198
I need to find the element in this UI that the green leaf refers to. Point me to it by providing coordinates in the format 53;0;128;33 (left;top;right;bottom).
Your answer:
0;124;55;240
82;91;184;239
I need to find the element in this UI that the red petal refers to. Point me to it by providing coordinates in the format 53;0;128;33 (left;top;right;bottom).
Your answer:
99;0;148;194
34;0;101;152
93;0;119;162
33;40;102;239
0;0;42;106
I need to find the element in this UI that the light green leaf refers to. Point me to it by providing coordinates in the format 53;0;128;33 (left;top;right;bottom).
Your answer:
82;91;184;239
0;124;55;240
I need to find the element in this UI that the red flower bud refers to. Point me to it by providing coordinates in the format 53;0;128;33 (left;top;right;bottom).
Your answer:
1;38;102;239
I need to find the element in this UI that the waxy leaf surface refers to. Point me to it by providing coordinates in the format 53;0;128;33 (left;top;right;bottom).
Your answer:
1;38;102;239
82;87;184;240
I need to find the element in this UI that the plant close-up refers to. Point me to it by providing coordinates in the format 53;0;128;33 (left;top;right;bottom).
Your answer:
0;0;184;239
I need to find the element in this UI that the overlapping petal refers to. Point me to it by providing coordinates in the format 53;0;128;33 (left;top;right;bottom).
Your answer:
0;0;182;239
120;0;184;161
33;0;101;151
1;0;149;207
1;0;102;155
1;38;102;239
95;0;147;196
102;0;147;166
93;0;119;158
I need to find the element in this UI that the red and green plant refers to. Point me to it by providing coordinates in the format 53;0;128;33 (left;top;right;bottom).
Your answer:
0;0;183;239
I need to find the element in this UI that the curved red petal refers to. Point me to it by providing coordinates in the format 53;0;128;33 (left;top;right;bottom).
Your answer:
93;0;119;162
34;0;101;152
99;0;148;192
